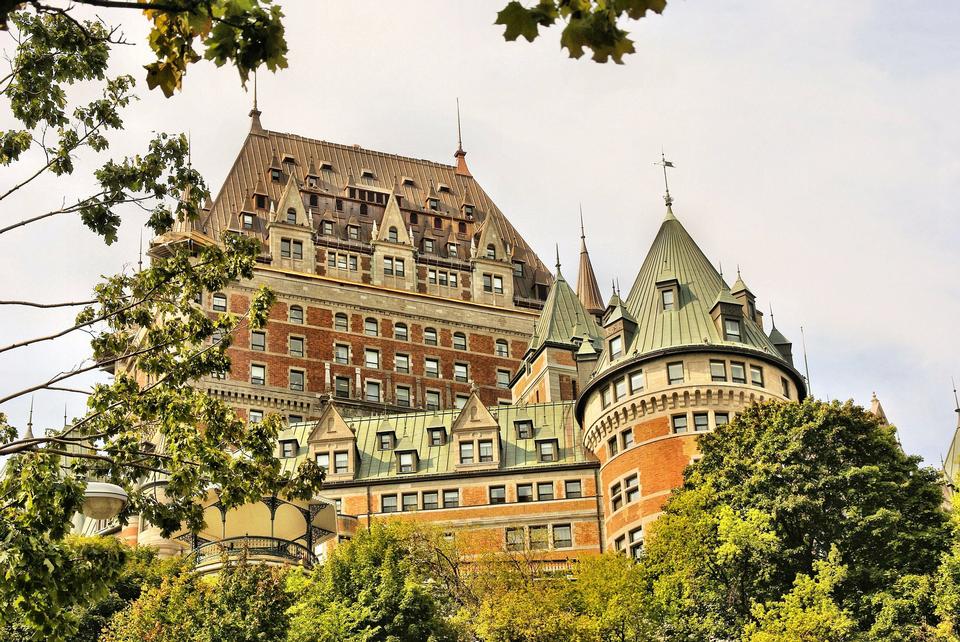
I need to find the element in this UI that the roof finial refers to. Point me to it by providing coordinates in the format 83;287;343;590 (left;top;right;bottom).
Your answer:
138;226;143;273
654;150;675;208
719;260;724;280
737;264;742;278
616;278;622;297
453;98;472;177
25;396;34;439
555;243;561;274
800;325;812;397
769;302;776;328
456;97;463;153
579;203;585;240
953;377;960;416
248;71;263;133
63;403;67;428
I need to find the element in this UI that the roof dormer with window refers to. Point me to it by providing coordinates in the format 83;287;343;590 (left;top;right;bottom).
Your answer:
308;404;358;482
450;391;501;471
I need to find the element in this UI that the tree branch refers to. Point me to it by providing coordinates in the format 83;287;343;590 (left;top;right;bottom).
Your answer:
0;299;97;308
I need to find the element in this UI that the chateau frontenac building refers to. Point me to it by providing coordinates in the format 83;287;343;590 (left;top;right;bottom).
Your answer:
115;109;807;567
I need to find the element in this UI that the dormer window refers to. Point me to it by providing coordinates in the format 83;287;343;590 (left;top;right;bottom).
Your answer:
428;427;446;446
402;176;415;187
724;318;742;341
609;335;624;359
270;168;281;182
255;195;266;210
321;220;334;236
286;208;296;224
428;198;439;210
486;244;496;260
346;225;359;240
512;261;524;277
242;213;254;229
423;239;435;254
319;161;334;171
437;183;451;193
280;439;298;458
378;431;396;451
463;204;474;217
536;439;559;463
360;168;375;180
397;451;417;474
434;216;442;229
661;289;675;310
306;176;318;188
388;226;398;243
515;419;534;439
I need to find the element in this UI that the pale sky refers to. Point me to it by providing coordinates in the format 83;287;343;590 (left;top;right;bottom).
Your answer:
1;1;958;465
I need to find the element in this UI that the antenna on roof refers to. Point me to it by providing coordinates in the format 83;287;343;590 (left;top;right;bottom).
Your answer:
769;303;776;328
138;226;143;273
800;325;812;397
63;403;68;428
554;243;561;274
654;150;675;208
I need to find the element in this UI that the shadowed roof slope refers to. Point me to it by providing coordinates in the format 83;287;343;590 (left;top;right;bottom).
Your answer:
528;268;603;355
594;206;788;374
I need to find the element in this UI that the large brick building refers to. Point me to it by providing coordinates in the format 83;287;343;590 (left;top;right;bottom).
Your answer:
127;110;807;567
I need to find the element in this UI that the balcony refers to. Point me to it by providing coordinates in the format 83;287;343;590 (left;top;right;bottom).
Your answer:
193;535;316;572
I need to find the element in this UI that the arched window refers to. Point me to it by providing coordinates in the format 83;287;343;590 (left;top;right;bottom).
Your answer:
495;339;508;357
486;244;496;260
423;327;438;346
453;332;467;350
334;312;348;332
359;203;368;216
289;305;304;324
286;208;296;224
394;323;408;341
458;222;467;234
364;317;378;337
388;226;398;243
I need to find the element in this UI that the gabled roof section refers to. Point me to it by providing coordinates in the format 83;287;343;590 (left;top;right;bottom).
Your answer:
272;173;307;225
576;224;604;317
474;217;508;261
528;268;602;354
374;194;412;245
451;391;499;432
308;404;354;443
594;207;788;374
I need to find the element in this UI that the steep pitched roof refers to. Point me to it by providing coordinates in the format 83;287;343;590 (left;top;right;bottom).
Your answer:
199;126;551;299
374;194;412;245
593;207;788;374
528;268;602;354
576;224;604;317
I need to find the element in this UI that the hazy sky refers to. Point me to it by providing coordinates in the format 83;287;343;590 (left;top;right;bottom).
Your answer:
1;1;958;465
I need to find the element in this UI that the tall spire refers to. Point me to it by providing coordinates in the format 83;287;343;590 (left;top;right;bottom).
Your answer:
454;98;472;177
576;208;605;318
555;243;561;275
654;150;676;212
248;71;264;134
24;396;34;439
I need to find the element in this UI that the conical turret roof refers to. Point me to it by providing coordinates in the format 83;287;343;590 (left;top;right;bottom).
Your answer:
576;218;604;317
594;207;788;375
528;268;602;355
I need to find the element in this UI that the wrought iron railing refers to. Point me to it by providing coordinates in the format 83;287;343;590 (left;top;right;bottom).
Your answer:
193;536;316;569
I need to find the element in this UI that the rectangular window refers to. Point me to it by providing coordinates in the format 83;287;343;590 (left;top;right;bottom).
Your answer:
496;369;510;388
459;441;475;464
383;257;394;275
381;495;398;513
249;409;263;424
781;377;790;398
289;370;305;392
453;333;467;350
537;482;554;501
506;527;524;551
365;381;381;402
517;484;533;503
429;427;445;446
751;365;765;387
364;348;380;369
449;272;458;287
334;451;348;474
710;360;727;382
601;386;611;408
425;390;440;411
609;335;624;359
347;224;359;240
292;240;303;260
334;344;349;364
447;242;457;257
489;486;506;504
334;314;348;331
553;524;572;549
334;376;350;398
396;386;411;407
715;412;729;427
349;255;358;271
315;452;329;470
424;239;435;253
438;271;447;286
364;318;378;336
288;414;303;424
608;435;619;458
513;260;524;276
694;412;709;432
337;254;348;270
424;329;438;346
478;440;494;463
611;482;623;511
321;220;334;235
443;489;460;508
565;480;582;499
422;491;439;510
515;420;534;439
455;395;469;409
730;362;747;384
529;525;548;550
428;269;438;285
454;363;468;383
242;213;255;229
621;428;634;449
398;452;415;474
624;474;640;503
724;318;742;341
628;527;643;559
380;434;394;453
615;535;626;553
425;358;440;378
402;492;418;511
327;253;336;268
394;259;405;277
629;370;645;393
280;238;291;258
614;377;627;400
667;361;684;385
212;293;227;312
289;336;304;357
395;353;410;374
482;274;492;293
493;276;504;294
537;440;557;462
661;288;675;310
251;331;265;352
671;414;688;434
251;364;265;386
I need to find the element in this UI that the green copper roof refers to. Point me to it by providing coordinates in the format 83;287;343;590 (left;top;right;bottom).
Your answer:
593;208;788;374
528;270;602;354
277;401;587;480
768;324;791;346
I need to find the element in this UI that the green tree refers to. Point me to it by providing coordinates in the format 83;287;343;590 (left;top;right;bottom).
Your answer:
0;5;322;640
286;523;458;642
495;0;668;64
639;398;951;639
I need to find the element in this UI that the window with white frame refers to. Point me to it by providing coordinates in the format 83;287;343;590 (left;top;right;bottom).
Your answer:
395;353;410;374
289;369;305;392
334;344;349;364
495;339;509;357
251;364;265;385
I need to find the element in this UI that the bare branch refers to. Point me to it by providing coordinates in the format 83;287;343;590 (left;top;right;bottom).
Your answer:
0;299;97;308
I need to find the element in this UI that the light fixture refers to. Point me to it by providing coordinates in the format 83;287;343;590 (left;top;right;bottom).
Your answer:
81;481;128;520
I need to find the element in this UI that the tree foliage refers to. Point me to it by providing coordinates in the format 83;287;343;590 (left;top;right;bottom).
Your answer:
495;0;668;64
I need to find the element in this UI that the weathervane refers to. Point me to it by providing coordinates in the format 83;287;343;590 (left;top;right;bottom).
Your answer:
654;150;675;207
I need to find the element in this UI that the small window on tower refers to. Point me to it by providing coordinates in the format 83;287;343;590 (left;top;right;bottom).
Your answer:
661;289;675;310
724;318;742;341
286;208;296;224
242;213;254;229
609;335;624;359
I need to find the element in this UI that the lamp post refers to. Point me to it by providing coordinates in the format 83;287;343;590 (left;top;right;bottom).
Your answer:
81;481;128;520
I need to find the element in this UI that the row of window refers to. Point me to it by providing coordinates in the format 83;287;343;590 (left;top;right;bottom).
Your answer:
327;252;360;272
506;524;573;551
610;473;640;512
382;489;460;512
614;527;644;559
671;410;730;434
376;420;540;452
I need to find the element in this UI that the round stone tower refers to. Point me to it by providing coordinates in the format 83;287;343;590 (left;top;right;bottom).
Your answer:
574;204;806;555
